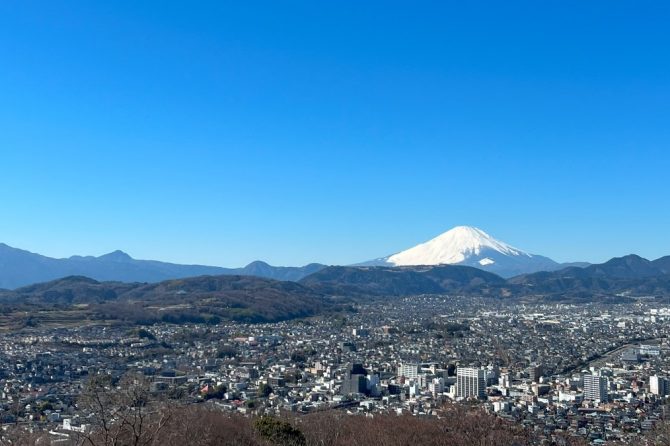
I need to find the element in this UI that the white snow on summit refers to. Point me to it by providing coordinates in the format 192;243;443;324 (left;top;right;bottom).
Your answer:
358;225;561;277
386;226;530;266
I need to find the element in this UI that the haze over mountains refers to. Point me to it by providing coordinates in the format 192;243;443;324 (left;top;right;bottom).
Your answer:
1;225;559;289
1;227;670;326
1;254;669;329
0;226;663;294
0;243;325;290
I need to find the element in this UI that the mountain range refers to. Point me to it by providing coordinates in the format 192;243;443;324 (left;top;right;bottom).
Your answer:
299;264;505;297
0;226;662;294
0;274;330;325
507;254;670;300
0;235;669;328
0;243;325;290
1;225;562;289
303;254;670;301
2;253;669;329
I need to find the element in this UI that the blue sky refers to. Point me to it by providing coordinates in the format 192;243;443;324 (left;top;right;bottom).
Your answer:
1;1;668;266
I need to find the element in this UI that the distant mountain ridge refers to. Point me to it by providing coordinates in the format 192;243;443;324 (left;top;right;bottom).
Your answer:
0;274;329;324
2;228;666;295
0;243;326;289
360;226;575;277
300;264;504;297
1;254;669;327
507;254;670;299
304;254;670;301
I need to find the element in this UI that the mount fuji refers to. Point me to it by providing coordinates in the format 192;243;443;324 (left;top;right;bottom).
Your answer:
361;226;567;277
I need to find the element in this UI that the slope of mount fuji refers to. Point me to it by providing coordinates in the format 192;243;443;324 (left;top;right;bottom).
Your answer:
363;226;560;278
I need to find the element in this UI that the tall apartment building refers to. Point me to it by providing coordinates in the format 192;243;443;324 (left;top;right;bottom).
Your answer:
583;374;608;402
429;377;445;395
342;363;368;395
650;375;670;396
456;367;486;399
398;362;420;380
527;364;544;382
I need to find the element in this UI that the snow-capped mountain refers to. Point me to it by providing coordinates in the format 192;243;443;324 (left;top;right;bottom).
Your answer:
362;226;561;278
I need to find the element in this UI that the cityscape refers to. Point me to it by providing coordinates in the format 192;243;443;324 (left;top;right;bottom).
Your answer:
2;1;669;445
2;294;670;444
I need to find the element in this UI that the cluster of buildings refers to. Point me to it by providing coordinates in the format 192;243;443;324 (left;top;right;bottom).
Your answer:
1;296;670;444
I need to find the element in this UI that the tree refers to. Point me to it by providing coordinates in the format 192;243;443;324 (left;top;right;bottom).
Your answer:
290;351;307;364
650;417;670;446
203;384;227;400
216;345;237;359
257;383;273;398
136;328;156;341
75;373;172;446
253;416;305;446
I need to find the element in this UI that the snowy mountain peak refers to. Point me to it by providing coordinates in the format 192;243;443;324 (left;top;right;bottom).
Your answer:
357;225;560;277
386;226;530;266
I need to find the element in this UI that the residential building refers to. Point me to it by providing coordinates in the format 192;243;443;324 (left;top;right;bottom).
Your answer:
584;374;608;403
456;367;486;399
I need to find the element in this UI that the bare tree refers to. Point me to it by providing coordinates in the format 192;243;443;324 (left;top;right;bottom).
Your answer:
649;418;670;446
157;406;259;446
0;427;45;446
74;373;172;446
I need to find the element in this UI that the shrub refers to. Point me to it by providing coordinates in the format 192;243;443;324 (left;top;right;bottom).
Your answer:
253;416;306;446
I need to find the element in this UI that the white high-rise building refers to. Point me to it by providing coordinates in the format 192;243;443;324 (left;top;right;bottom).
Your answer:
409;382;421;397
429;377;445;395
498;373;510;389
398;363;420;380
583;374;608;403
456;367;486;399
650;375;669;396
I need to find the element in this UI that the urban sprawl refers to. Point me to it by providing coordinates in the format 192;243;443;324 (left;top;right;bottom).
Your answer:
3;296;670;444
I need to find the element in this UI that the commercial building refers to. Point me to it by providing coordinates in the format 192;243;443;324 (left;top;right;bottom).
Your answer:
342;363;368;395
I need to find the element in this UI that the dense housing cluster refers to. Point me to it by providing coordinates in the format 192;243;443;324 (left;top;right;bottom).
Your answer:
1;296;670;444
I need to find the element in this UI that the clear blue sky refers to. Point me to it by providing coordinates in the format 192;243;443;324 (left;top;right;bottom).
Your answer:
1;1;668;267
